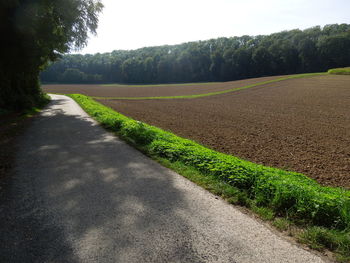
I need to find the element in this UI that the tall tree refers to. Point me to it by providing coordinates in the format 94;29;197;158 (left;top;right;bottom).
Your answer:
0;0;103;110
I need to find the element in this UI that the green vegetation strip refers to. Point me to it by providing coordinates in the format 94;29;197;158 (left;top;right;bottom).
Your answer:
102;82;220;87
92;73;326;100
69;94;350;261
328;67;350;75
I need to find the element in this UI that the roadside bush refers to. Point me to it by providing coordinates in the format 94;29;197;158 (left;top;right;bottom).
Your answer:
69;94;350;230
120;120;157;145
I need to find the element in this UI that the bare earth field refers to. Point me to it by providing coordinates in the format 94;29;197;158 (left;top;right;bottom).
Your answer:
96;75;350;188
42;75;285;97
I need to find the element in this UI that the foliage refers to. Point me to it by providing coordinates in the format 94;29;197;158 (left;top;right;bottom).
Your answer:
42;24;350;84
58;68;103;83
69;94;350;231
328;67;350;75
0;0;103;110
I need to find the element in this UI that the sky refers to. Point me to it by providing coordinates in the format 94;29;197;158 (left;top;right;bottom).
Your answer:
76;0;350;54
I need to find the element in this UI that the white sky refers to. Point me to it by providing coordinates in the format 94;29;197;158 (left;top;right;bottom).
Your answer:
76;0;350;54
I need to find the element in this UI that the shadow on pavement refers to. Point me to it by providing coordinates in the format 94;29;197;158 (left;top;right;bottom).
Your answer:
0;97;202;262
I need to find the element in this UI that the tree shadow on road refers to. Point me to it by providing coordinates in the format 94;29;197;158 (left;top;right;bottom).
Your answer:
0;97;204;262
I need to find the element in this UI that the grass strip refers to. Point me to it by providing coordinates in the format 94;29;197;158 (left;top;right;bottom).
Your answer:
298;227;350;262
328;67;350;75
92;72;326;100
102;82;220;87
69;93;350;261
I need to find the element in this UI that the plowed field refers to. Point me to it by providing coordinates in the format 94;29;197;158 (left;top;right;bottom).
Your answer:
42;75;285;97
96;75;350;188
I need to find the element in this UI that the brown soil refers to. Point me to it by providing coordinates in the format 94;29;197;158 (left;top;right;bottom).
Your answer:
42;75;285;97
98;75;350;188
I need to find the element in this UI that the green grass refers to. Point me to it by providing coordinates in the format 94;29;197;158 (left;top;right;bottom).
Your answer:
68;93;350;262
272;218;292;231
298;227;350;262
328;67;350;75
102;82;220;87
24;94;50;116
23;105;46;117
251;205;275;221
92;73;326;100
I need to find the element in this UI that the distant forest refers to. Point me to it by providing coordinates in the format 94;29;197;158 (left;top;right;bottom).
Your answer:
41;24;350;84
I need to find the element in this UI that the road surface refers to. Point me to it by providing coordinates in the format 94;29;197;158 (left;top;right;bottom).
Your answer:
0;94;328;262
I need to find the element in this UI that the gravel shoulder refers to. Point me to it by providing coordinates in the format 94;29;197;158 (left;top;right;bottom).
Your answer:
0;94;329;262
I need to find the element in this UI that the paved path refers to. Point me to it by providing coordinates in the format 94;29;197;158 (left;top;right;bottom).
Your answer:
0;95;328;262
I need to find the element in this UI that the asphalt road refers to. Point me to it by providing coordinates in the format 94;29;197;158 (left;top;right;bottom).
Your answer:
0;94;328;262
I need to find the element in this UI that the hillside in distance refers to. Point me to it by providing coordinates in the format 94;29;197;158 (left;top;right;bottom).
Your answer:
41;24;350;84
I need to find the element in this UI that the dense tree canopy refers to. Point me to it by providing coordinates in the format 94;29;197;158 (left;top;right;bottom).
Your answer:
41;24;350;84
0;0;103;110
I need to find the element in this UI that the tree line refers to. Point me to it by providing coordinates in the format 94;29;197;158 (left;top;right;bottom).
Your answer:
41;24;350;84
